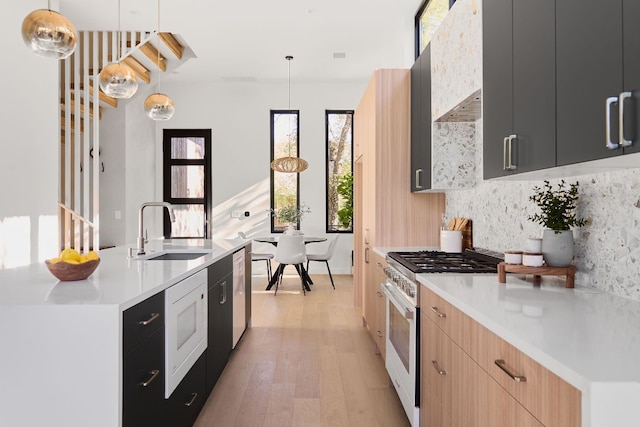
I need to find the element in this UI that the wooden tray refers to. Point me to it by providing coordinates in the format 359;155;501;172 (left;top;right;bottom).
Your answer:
497;262;576;288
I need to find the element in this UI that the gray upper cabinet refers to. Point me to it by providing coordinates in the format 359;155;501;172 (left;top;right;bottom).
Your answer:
556;0;623;164
621;0;640;155
411;46;432;191
483;0;556;179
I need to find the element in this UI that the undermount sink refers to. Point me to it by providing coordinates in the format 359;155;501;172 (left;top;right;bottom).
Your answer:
134;249;214;261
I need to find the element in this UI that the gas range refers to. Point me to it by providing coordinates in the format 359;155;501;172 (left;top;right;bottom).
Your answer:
383;248;504;306
387;248;504;279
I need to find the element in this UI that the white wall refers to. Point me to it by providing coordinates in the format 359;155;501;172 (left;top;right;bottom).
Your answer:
0;0;59;268
99;78;366;274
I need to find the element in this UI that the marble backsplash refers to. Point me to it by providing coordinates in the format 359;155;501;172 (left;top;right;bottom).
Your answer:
444;121;640;302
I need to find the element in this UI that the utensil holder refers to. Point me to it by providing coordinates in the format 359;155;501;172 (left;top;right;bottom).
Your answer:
440;230;463;253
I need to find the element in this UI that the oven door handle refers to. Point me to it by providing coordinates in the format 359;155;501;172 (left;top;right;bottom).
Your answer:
380;283;415;320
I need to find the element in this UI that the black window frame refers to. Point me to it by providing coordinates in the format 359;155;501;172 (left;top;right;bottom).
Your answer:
162;128;212;239
415;0;457;59
270;109;301;233
325;109;354;234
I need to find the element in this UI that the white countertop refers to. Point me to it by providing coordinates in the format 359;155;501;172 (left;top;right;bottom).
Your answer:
417;273;640;426
373;246;640;425
0;238;247;310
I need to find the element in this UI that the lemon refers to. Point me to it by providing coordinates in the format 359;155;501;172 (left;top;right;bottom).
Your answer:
63;259;80;265
78;254;89;263
49;257;62;264
60;248;81;263
86;251;100;261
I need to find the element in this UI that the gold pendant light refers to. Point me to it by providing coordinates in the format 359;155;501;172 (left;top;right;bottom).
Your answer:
270;55;308;173
145;0;175;120
98;0;138;99
21;2;77;59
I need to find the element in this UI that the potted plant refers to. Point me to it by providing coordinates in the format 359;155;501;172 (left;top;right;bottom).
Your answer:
528;180;586;267
272;203;311;233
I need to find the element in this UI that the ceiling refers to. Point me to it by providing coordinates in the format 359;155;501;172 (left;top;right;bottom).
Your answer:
59;0;421;85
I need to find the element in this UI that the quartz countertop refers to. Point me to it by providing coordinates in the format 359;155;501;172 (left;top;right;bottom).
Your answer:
417;273;640;426
0;238;247;310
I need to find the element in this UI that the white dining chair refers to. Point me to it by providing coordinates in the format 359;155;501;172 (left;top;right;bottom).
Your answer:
273;234;308;295
305;235;338;289
237;232;274;281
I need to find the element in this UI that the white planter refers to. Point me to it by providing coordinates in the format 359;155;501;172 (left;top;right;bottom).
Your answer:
541;229;574;267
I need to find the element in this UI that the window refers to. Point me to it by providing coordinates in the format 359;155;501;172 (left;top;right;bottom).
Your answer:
415;0;456;58
326;110;353;233
270;110;300;233
163;129;212;238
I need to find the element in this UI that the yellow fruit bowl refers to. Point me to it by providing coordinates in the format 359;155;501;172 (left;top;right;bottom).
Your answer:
45;258;100;281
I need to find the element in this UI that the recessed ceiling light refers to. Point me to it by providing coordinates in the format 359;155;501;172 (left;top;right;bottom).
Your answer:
333;52;346;59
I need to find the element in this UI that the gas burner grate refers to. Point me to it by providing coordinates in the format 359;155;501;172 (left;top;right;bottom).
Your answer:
387;249;503;274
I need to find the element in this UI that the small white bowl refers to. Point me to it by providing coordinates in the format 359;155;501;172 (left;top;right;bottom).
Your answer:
504;251;523;264
522;252;544;267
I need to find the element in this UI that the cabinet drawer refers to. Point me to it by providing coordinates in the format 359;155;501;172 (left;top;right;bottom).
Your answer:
208;254;233;287
474;322;581;427
123;291;164;353
420;286;461;343
123;326;165;427
167;352;207;427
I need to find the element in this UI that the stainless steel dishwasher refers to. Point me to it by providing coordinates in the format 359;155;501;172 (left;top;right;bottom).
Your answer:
232;248;246;348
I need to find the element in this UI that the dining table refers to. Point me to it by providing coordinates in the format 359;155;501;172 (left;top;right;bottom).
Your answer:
252;235;327;291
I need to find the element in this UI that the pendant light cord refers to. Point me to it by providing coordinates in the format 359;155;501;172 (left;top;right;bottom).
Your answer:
286;55;293;157
157;0;161;92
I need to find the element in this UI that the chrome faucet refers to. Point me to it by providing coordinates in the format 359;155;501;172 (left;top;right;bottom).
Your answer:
137;202;176;255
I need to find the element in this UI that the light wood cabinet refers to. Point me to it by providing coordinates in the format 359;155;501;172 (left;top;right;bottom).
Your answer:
365;251;387;357
353;68;445;346
420;286;580;427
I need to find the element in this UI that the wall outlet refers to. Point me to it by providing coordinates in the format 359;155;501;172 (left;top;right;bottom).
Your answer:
114;210;121;220
231;210;242;218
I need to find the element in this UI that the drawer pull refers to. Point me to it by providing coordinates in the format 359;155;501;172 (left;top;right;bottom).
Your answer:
495;359;527;382
139;369;160;387
376;291;383;297
430;306;446;318
185;392;198;407
431;360;447;376
138;312;160;326
376;330;383;338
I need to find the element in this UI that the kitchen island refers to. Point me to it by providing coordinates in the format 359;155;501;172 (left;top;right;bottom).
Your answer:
0;238;249;427
418;272;640;427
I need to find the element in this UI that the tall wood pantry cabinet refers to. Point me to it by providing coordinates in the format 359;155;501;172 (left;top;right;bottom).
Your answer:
353;68;445;347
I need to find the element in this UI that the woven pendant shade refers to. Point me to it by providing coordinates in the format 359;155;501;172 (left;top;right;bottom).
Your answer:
271;156;309;173
21;8;77;59
270;55;308;174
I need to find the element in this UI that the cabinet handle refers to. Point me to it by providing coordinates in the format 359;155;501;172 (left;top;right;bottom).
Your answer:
376;330;383;338
430;306;446;318
365;247;370;264
139;369;160;387
495;359;527;382
503;134;517;170
619;91;633;147
185;392;198;407
364;229;369;245
220;281;227;304
606;96;620;149
415;168;423;189
431;360;447;376
138;313;160;326
376;291;383;297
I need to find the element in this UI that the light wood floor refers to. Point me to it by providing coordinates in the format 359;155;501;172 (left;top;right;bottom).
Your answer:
194;270;411;427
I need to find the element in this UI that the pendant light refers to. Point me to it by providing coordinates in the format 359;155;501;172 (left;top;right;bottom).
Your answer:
144;0;175;120
98;0;138;99
21;1;77;59
270;56;308;173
